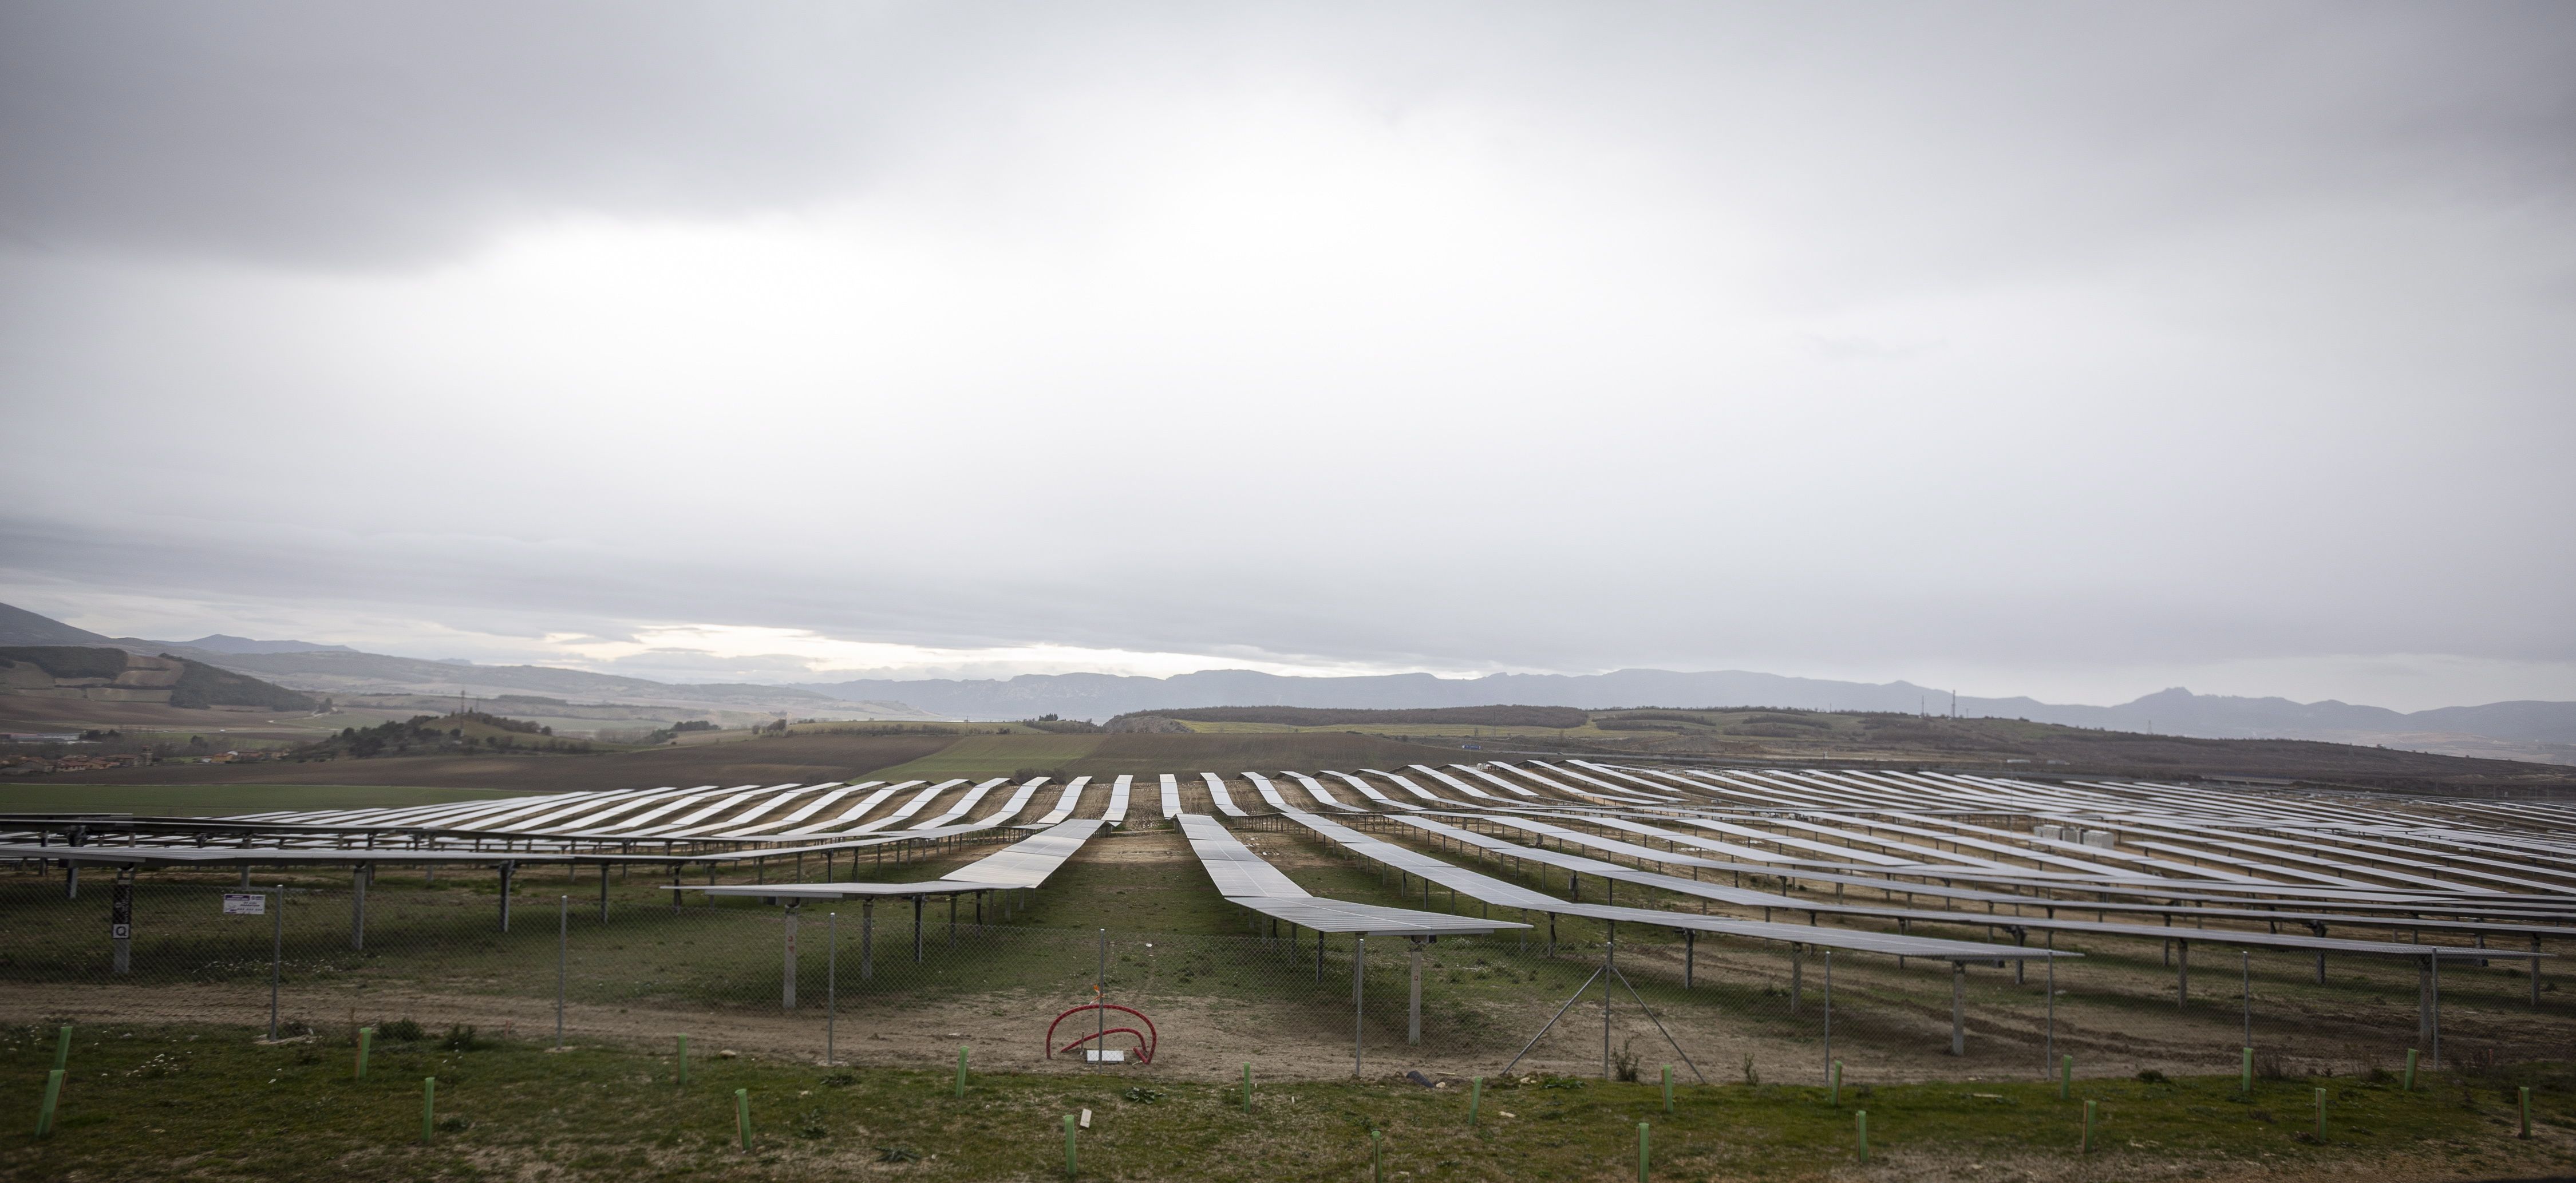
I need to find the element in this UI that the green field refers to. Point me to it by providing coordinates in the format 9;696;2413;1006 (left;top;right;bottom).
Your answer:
0;783;542;817
867;734;1109;780
3;1022;2566;1182
1174;719;1622;740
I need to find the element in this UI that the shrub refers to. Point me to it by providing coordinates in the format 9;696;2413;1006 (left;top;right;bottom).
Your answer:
380;1018;425;1042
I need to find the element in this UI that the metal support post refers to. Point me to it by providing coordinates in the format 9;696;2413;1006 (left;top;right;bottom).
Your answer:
912;895;924;964
499;862;514;932
1605;938;1616;1077
110;868;133;975
2176;937;2189;1007
2417;956;2433;1058
1823;949;1834;1081
351;864;368;951
1791;944;1803;1015
556;896;567;1047
826;912;837;1065
268;883;283;1040
1950;962;1966;1056
1353;934;1366;1076
1408;938;1424;1046
2429;954;2441;1068
861;898;875;982
2044;955;2053;1077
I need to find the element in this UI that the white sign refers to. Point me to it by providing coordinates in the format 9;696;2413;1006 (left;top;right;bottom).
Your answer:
223;893;266;916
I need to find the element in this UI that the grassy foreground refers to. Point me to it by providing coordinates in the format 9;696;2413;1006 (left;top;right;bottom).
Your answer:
5;1023;2570;1182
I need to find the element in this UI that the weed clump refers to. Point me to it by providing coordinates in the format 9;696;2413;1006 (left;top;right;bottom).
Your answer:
1612;1040;1641;1083
440;1024;485;1052
2136;1069;2170;1085
380;1018;425;1042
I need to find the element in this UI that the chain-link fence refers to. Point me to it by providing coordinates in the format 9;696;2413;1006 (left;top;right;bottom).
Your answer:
2;870;2565;1085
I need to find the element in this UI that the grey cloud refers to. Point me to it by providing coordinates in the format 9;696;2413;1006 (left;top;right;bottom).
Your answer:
2;3;2571;709
5;5;2570;268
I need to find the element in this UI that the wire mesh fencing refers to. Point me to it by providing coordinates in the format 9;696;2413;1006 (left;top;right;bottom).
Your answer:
1;872;2564;1084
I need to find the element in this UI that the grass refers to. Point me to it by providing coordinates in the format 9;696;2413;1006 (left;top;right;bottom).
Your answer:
3;1021;2568;1181
0;783;543;816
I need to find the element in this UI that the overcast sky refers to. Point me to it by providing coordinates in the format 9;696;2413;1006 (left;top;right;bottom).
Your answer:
3;3;2571;710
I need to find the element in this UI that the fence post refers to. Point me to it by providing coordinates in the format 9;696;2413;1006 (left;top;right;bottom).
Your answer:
269;884;283;1040
826;913;836;1066
2240;1047;2252;1096
2241;949;2251;1047
2313;1087;2326;1141
1856;1110;1868;1162
783;904;799;1011
2083;1099;2095;1152
736;1087;751;1150
2403;1048;2417;1091
421;1077;435;1143
1662;1064;1673;1113
1469;1076;1481;1125
35;1069;64;1137
1831;1059;1842;1107
556;896;568;1049
357;1027;374;1080
2520;1086;2532;1138
956;1045;969;1097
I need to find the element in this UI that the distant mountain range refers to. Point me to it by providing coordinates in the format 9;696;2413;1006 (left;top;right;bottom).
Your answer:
6;602;2569;762
176;634;356;655
0;602;931;721
800;668;2573;741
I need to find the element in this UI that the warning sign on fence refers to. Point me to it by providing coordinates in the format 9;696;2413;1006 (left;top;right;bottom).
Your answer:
223;893;266;916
